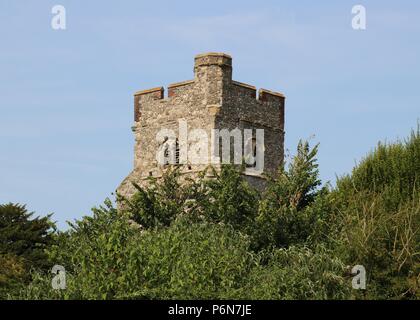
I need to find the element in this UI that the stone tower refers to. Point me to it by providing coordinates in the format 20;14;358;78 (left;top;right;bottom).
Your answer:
117;53;285;199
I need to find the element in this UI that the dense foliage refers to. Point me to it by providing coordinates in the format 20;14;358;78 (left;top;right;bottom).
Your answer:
2;128;419;300
331;128;420;299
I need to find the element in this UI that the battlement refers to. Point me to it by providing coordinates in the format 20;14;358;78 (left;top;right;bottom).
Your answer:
133;53;285;123
133;81;284;103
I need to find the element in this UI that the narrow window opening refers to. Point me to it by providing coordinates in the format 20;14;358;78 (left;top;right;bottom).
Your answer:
245;137;257;168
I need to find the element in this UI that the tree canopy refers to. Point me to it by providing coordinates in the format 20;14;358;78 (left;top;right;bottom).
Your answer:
2;128;419;300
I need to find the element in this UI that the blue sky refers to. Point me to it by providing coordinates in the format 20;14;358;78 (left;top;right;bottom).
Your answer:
1;1;419;229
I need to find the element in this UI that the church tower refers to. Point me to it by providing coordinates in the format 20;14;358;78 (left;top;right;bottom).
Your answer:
117;53;285;199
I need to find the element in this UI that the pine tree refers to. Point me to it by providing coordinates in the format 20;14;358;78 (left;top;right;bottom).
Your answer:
0;203;55;270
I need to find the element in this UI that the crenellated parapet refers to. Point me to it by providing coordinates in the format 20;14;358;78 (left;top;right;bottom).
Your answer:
132;53;284;124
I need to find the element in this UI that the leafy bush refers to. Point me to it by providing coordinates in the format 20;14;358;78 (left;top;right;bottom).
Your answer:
331;128;420;299
255;141;331;250
187;165;260;237
16;200;349;300
337;127;420;208
18;201;255;299
239;245;351;300
7;128;420;300
119;167;190;229
0;254;26;298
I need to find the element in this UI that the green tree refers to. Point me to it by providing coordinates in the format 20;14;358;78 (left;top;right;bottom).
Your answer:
13;131;420;300
18;200;350;300
331;128;420;299
119;167;188;229
188;165;260;237
0;203;55;298
255;140;331;249
0;203;55;270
